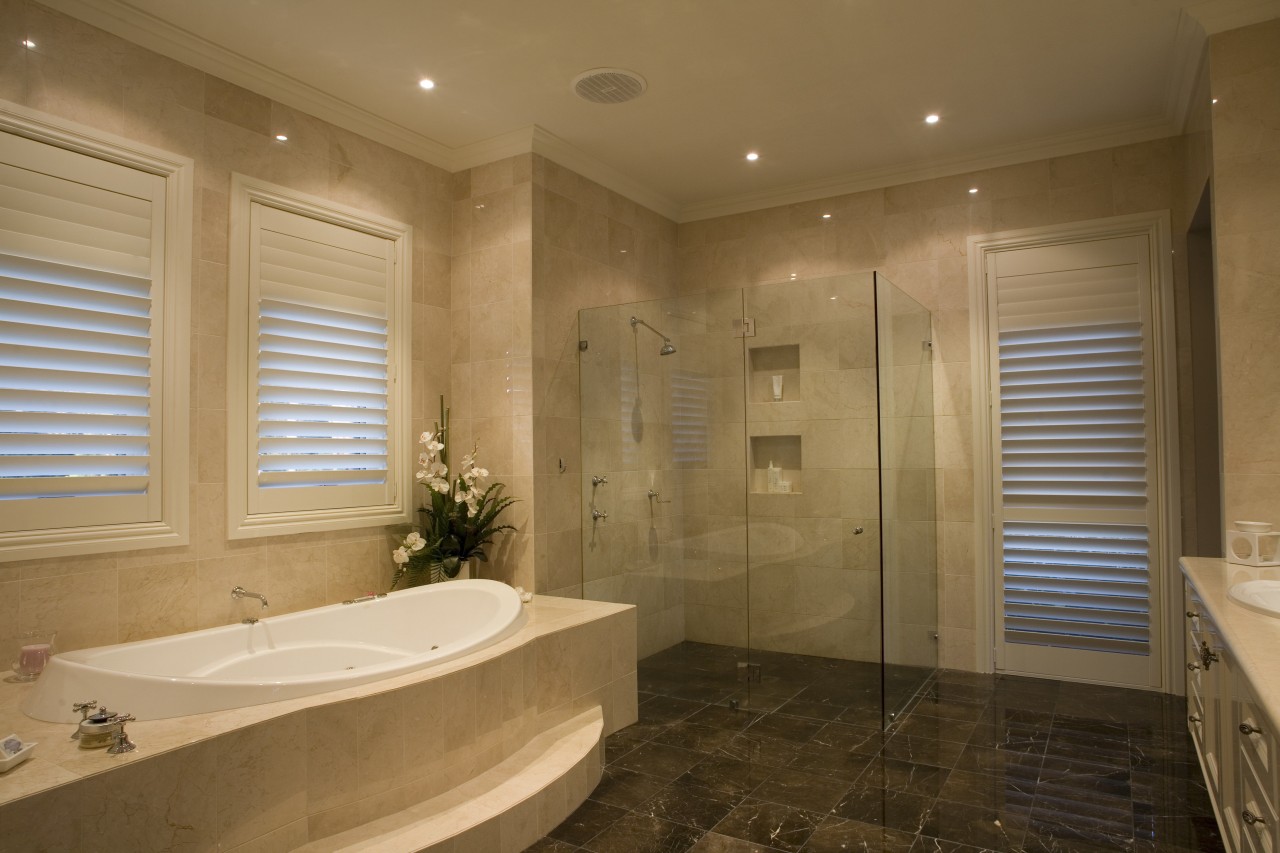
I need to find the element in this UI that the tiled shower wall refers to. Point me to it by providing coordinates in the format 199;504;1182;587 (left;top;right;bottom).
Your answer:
0;0;453;652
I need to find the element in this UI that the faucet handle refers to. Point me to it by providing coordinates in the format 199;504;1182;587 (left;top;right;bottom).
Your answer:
70;700;98;739
107;714;137;754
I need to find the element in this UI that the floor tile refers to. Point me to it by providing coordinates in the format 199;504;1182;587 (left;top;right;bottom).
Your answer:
528;642;1224;853
711;799;822;853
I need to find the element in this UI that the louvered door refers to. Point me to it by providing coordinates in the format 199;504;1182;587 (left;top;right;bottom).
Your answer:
989;235;1163;687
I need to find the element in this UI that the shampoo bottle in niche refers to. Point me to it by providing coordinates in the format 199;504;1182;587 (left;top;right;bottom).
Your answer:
771;374;783;401
767;461;782;493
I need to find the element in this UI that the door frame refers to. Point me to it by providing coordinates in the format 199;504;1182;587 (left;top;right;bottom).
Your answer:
966;211;1181;692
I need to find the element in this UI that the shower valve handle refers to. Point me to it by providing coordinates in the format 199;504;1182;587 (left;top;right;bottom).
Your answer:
592;509;609;521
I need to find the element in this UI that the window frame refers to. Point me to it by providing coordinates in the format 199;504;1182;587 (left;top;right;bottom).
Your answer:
967;212;1181;690
226;173;412;539
0;99;192;562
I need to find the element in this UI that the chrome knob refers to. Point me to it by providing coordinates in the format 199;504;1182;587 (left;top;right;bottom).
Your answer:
1189;714;1202;724
1186;610;1201;619
592;509;608;521
71;700;98;739
107;714;137;755
1241;722;1263;736
1187;662;1200;671
1243;810;1265;826
591;475;608;486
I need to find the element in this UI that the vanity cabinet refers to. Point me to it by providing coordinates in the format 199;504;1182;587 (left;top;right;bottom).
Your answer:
1185;579;1280;853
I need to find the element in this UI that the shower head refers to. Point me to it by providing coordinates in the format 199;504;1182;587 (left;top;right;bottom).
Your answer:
630;316;677;356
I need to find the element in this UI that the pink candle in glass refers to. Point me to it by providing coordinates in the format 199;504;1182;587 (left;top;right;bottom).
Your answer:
18;643;50;675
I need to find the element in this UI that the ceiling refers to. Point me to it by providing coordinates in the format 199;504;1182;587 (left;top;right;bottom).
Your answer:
40;0;1278;220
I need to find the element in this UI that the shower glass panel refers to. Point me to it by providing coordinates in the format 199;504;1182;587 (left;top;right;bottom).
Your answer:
875;273;939;725
576;272;936;728
578;293;750;701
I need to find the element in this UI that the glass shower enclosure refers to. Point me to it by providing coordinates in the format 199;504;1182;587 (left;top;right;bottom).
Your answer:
577;271;936;728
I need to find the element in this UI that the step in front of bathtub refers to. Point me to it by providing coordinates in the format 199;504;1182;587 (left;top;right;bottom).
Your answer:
296;705;604;853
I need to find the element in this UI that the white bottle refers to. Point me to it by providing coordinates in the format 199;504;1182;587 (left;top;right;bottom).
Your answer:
771;374;784;401
767;461;782;493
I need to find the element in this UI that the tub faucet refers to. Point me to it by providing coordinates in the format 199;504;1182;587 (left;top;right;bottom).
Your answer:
231;586;268;610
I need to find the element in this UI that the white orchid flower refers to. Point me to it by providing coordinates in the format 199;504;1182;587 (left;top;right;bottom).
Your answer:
405;532;426;551
420;431;433;444
392;547;409;565
430;480;449;494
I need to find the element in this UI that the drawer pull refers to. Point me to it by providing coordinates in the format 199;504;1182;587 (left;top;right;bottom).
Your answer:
1242;810;1265;826
1188;662;1201;671
1240;722;1263;736
1187;610;1201;619
1189;714;1202;724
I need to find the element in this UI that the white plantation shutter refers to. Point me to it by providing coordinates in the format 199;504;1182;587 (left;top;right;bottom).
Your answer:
0;130;167;533
250;205;393;514
228;175;410;536
990;235;1161;684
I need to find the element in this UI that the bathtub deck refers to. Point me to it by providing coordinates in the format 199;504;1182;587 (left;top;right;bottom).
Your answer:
0;594;630;809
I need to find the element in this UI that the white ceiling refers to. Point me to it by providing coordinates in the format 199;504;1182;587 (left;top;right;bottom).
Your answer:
41;0;1276;220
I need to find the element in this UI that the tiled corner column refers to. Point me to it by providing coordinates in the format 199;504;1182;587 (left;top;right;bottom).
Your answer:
0;600;637;852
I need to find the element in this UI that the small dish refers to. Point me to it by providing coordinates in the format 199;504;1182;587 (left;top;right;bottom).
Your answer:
0;734;37;773
1234;521;1274;533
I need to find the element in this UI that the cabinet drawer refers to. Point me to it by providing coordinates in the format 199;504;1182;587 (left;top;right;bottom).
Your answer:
1240;680;1278;816
1240;759;1278;853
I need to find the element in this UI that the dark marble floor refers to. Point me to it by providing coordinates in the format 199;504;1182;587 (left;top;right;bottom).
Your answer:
528;641;1224;853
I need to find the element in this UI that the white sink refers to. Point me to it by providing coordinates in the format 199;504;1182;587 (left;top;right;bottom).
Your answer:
1228;580;1280;617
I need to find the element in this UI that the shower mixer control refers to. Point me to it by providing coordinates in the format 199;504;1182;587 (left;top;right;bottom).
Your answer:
592;475;608;486
592;509;609;521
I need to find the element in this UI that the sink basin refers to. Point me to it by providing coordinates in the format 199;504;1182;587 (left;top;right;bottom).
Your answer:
1228;580;1280;617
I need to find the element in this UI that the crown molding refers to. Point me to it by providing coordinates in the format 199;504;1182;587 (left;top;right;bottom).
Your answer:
38;0;458;170
678;115;1180;222
1165;11;1209;134
528;127;681;221
1183;0;1280;33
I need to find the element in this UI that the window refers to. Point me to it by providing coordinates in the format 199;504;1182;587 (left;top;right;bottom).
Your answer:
227;175;411;538
0;104;191;561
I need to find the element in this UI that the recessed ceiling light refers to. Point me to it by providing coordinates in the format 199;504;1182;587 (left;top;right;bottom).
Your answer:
1212;98;1219;104
619;249;627;254
474;203;485;209
968;187;978;194
789;273;797;279
274;134;288;141
21;39;35;48
925;114;940;124
745;151;760;162
419;78;436;90
821;213;832;219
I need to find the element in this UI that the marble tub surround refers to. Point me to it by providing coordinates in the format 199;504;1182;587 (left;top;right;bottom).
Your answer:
1181;557;1280;724
0;596;637;852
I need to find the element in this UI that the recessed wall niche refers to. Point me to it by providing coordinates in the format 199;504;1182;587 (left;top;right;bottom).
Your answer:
748;344;800;403
749;434;802;494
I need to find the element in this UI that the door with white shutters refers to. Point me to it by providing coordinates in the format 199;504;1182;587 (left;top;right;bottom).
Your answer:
988;235;1164;688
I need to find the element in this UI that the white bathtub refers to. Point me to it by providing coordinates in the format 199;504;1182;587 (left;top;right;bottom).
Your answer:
22;579;525;722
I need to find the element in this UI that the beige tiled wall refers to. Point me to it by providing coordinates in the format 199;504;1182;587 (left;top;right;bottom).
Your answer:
0;0;453;651
676;136;1189;670
1210;20;1280;530
449;157;537;590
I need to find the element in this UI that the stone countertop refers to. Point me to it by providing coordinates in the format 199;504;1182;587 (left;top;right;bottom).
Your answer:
1181;557;1280;725
0;594;631;807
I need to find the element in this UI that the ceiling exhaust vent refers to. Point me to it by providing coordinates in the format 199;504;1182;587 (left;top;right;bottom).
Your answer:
571;68;647;104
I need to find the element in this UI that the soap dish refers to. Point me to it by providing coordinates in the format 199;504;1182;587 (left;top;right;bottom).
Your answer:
0;734;37;773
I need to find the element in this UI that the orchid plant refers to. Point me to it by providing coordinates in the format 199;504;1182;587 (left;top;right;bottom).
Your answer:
390;397;517;589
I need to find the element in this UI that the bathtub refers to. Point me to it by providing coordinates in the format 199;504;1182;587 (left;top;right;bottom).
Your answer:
22;579;525;723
